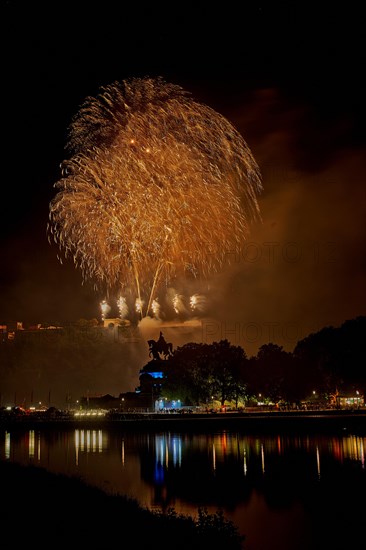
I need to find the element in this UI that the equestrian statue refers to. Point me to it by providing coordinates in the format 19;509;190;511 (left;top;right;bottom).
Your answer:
148;331;173;360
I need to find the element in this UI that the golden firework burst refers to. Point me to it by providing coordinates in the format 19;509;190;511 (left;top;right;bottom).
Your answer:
48;77;262;317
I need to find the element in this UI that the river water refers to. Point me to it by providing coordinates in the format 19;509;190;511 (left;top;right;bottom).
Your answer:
1;426;365;549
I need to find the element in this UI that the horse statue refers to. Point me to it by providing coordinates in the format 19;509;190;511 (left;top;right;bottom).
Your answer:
148;332;173;360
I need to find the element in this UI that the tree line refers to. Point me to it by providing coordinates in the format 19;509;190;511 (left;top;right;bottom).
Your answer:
160;316;366;407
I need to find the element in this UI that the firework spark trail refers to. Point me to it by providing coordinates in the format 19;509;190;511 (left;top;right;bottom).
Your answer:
48;77;262;317
117;295;129;319
100;299;111;321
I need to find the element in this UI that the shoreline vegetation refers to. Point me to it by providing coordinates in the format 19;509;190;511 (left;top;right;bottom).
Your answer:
0;460;245;549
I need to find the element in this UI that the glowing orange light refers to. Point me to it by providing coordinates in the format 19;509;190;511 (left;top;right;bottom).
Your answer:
48;77;262;317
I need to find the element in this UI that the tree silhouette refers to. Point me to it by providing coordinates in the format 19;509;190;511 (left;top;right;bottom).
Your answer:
163;343;212;405
208;340;248;406
293;316;366;399
163;340;248;407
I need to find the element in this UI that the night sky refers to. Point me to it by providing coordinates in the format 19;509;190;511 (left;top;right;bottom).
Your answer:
1;1;365;356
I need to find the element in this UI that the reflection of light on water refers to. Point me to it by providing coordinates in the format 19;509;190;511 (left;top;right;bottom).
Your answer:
37;432;41;462
361;438;365;469
255;438;261;455
172;436;182;467
277;435;282;455
155;435;166;485
74;429;105;466
157;437;164;466
202;434;366;476
75;430;80;465
316;445;321;478
154;434;183;482
86;430;97;453
3;429;366;491
5;432;10;459
221;433;227;454
29;430;35;458
342;435;366;463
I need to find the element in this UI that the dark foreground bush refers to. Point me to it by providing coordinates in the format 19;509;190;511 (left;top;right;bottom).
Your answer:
0;460;245;549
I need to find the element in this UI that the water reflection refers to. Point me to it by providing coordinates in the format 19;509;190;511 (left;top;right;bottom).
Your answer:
316;445;320;478
3;430;366;473
2;429;366;549
5;431;10;459
28;430;35;458
74;429;103;465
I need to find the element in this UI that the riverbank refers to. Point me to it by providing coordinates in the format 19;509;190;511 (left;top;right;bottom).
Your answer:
2;409;366;434
0;460;244;549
